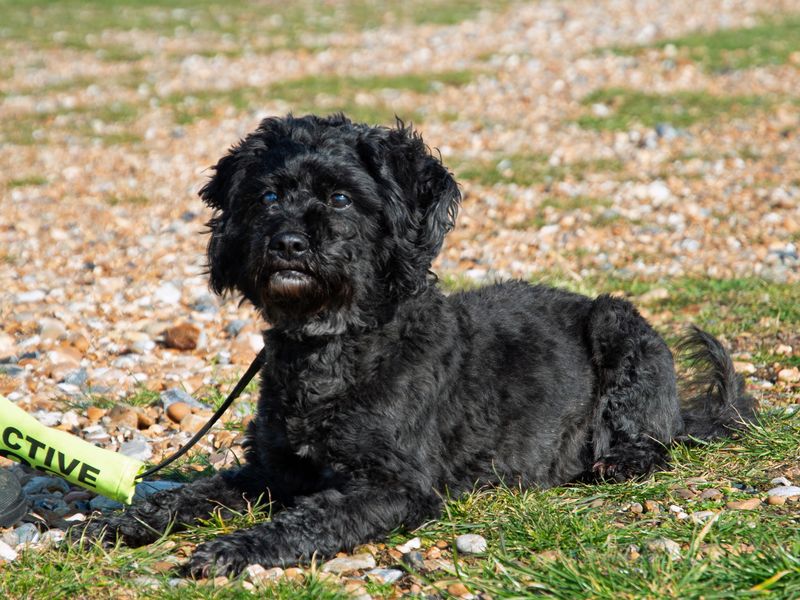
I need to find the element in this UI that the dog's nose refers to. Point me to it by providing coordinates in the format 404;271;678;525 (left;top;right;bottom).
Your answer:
268;232;310;259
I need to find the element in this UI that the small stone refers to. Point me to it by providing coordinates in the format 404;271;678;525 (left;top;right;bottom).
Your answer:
137;411;155;429
180;412;208;433
726;498;762;510
645;538;681;560
402;551;425;570
164;323;201;351
167;401;191;423
637;287;669;304
321;553;376;574
766;486;800;498
366;568;403;584
39;318;67;341
775;344;793;355
447;582;470;597
396;536;421;553
455;533;487;555
733;361;757;374
23;476;70;495
15;523;40;545
674;488;696;500
643;500;661;513
690;510;717;525
0;540;18;561
246;564;284;587
777;367;800;383
770;477;792;487
767;495;787;506
161;388;207;410
89;496;123;512
120;438;153;462
86;406;106;422
154;283;181;306
108;405;139;429
629;502;643;514
699;488;723;500
283;567;304;581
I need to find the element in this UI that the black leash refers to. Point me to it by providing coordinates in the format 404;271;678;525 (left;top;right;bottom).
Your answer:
136;347;267;480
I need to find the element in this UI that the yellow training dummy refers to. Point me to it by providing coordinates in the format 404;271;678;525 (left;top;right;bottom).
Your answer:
0;396;144;504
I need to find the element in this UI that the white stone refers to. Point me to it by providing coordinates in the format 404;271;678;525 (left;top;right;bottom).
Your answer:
770;477;792;487
767;486;800;498
0;540;18;561
455;533;488;555
321;553;376;573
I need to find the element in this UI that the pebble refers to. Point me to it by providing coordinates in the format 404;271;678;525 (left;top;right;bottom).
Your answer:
154;283;182;306
395;536;421;553
777;368;800;383
166;401;191;423
455;533;488;554
402;551;426;571
164;322;201;351
15;523;41;545
690;510;717;525
766;486;800;498
321;553;376;573
726;498;762;510
767;495;787;506
108;405;139;429
23;476;70;495
447;582;471;597
770;477;792;487
645;538;682;560
629;502;643;514
161;388;207;410
179;412;208;433
120;438;153;462
366;568;404;584
89;495;123;512
245;564;284;587
0;540;18;561
698;488;723;500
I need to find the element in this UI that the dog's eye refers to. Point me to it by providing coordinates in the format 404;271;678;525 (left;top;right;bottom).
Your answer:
262;191;279;205
328;192;352;210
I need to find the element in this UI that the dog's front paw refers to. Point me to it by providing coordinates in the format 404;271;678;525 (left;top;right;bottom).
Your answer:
67;517;118;549
67;512;163;549
182;535;257;578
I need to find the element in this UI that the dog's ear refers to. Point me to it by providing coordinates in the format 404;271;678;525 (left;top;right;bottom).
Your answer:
380;123;461;261
199;149;244;295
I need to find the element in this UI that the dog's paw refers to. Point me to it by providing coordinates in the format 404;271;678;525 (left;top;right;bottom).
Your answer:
66;517;119;549
182;536;256;578
67;513;162;549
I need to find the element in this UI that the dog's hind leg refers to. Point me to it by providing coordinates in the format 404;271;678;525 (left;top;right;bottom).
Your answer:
586;294;682;481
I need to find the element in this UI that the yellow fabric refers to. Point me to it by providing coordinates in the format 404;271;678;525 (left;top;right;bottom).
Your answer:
0;396;144;504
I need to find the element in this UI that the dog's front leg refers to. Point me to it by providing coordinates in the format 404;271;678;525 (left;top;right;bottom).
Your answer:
70;470;255;548
184;483;439;577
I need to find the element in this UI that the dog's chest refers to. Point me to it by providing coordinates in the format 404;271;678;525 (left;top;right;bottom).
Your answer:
275;351;351;460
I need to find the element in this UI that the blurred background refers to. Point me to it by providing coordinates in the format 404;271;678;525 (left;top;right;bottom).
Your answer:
0;0;799;453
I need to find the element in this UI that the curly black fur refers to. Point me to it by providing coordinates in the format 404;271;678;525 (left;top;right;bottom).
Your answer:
71;114;756;577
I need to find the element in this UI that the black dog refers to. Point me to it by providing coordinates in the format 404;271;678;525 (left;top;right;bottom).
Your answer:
74;114;755;576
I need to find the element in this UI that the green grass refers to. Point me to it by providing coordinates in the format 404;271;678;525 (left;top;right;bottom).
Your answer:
619;16;800;72
577;88;775;131
454;154;624;186
0;0;514;55
161;70;474;126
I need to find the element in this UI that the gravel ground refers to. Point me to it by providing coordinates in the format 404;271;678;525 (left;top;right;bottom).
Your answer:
1;0;799;588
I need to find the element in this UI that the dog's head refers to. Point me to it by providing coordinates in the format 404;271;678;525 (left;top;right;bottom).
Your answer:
200;114;460;334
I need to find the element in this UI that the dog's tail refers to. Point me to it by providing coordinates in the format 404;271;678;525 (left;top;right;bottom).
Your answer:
675;326;756;441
